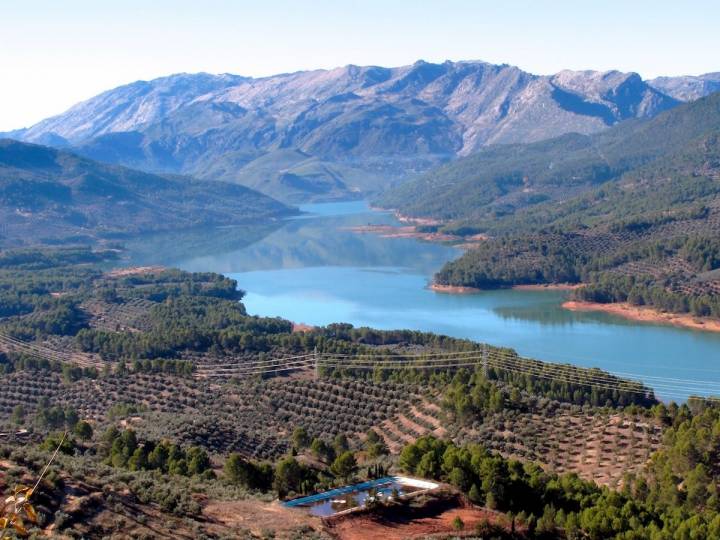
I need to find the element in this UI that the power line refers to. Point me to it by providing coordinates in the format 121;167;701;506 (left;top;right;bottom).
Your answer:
196;349;656;389
3;329;717;400
194;348;720;400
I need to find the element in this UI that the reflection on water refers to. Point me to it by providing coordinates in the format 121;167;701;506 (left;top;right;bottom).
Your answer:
287;477;422;517
142;201;458;276
124;201;720;402
493;291;643;328
122;222;283;268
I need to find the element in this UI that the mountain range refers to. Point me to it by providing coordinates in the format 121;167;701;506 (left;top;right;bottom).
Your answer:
0;139;294;247
7;60;717;203
649;72;720;101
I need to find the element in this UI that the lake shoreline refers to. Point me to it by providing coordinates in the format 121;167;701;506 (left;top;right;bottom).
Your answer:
195;200;720;402
429;282;581;294
428;283;482;294
345;224;460;243
563;300;720;333
513;283;582;291
346;207;487;249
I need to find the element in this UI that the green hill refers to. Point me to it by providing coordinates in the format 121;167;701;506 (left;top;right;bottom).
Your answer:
377;91;720;230
0;139;296;247
377;93;720;319
194;148;378;204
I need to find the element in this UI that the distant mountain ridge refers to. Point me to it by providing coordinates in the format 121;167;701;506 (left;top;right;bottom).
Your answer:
649;73;720;101
0;139;294;247
9;60;709;203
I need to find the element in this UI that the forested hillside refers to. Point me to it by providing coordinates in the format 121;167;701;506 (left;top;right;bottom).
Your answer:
378;92;720;225
379;93;720;319
0;139;295;247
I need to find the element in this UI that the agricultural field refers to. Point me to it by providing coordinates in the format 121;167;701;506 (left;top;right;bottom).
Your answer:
0;247;715;538
464;410;663;487
0;364;663;489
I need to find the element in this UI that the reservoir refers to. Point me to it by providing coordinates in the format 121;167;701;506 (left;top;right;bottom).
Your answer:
283;476;438;517
127;201;720;402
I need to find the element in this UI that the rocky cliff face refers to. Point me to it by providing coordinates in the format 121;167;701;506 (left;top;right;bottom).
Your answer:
13;60;692;201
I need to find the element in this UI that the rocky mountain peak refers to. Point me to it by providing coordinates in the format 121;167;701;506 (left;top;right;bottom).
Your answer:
10;59;707;203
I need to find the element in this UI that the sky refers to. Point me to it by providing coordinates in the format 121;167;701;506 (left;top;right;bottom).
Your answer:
1;0;718;131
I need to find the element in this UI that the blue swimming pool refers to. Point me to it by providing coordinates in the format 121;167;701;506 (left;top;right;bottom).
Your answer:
283;476;439;517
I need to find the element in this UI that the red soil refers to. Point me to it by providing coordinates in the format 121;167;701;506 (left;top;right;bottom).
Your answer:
563;300;720;333
327;505;505;540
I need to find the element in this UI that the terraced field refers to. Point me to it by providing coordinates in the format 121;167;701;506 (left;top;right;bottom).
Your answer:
464;409;663;487
376;400;448;453
0;359;664;488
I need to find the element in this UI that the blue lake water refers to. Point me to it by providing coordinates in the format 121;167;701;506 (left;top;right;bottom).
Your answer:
145;201;720;402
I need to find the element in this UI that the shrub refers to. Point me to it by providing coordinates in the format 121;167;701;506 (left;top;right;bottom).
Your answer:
224;453;273;491
331;451;358;481
74;420;93;441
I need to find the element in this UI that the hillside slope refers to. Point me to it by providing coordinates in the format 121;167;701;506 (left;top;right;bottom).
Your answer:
4;250;706;539
10;61;685;202
379;93;720;320
378;91;720;227
0;139;295;246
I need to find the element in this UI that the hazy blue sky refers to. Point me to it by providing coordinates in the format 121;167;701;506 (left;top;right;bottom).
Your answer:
1;0;718;130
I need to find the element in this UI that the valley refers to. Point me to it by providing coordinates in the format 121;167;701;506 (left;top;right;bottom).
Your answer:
0;243;716;538
0;126;718;537
0;22;718;536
